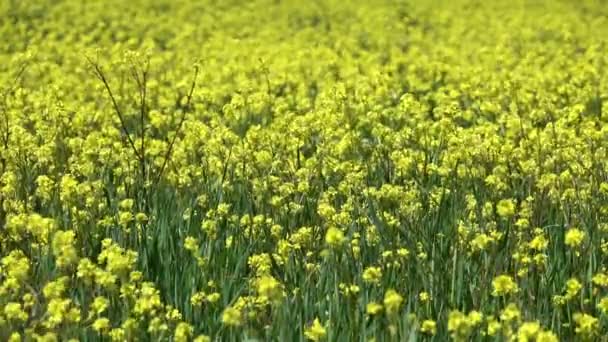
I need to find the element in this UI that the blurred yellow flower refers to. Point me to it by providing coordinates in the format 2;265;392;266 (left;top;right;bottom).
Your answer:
383;289;404;315
420;319;437;335
366;302;383;315
496;199;516;218
221;306;242;327
362;266;382;285
304;318;327;341
573;313;598;338
325;227;346;248
565;228;585;248
492;275;519;296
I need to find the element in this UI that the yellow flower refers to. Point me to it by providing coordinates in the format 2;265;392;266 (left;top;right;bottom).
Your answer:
133;282;163;316
325;227;346;248
597;297;608;315
98;239;138;277
362;266;382;285
109;328;126;341
37;332;62;342
448;310;483;340
174;322;194;342
91;296;109;316
420;320;437;335
135;212;148;224
383;289;404;315
500;303;521;322
8;333;21;342
148;317;169;334
2;250;30;283
191;292;206;306
492;275;519;296
194;335;211;342
76;258;98;285
43;276;69;299
470;233;492;251
304;318;327;341
22;293;35;309
366;302;383;315
166;306;182;321
52;230;78;268
92;317;111;333
468;311;483;326
4;302;28;322
184;236;199;252
487;318;501;336
448;310;466;332
221;306;242;326
529;234;549;251
496;199;516;218
536;331;559;342
565;278;582;300
206;292;221;303
338;283;360;297
565;228;585;248
592;272;608;287
517;321;541;341
256;275;284;303
573;312;598;337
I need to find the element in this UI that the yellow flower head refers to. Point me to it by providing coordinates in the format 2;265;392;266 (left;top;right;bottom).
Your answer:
496;199;516;218
221;306;242;327
366;302;383;315
383;289;404;315
492;275;519;296
565;278;582;300
362;266;382;285
517;321;541;341
573;312;599;337
174;322;194;342
420;320;437;335
184;236;199;252
256;275;284;303
92;317;111;333
565;228;585;249
325;227;346;248
304;318;327;341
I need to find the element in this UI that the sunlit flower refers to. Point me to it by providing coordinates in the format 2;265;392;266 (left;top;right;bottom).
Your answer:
304;318;327;341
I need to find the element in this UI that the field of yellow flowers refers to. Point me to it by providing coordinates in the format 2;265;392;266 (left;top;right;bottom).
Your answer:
1;0;608;340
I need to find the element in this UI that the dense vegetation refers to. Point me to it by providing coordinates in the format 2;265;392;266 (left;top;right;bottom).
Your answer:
1;0;608;340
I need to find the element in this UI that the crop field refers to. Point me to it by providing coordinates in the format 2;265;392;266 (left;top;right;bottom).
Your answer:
1;0;608;341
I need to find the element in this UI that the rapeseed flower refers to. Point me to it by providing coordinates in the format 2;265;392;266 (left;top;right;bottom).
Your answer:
420;320;436;335
3;0;608;340
496;199;516;218
221;306;242;327
362;266;382;285
325;227;346;248
573;313;599;338
492;275;519;296
366;302;383;315
304;318;326;341
565;228;585;248
383;289;404;315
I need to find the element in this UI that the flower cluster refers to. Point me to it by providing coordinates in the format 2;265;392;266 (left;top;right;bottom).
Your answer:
0;0;607;340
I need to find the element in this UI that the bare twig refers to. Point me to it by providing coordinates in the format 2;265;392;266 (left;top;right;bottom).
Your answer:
128;56;150;191
0;59;29;148
86;56;143;162
154;64;200;187
0;60;29;233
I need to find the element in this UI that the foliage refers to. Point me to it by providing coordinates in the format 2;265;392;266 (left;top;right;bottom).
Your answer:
1;0;608;340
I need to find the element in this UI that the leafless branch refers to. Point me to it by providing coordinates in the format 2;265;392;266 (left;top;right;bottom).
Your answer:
86;56;143;162
154;63;200;187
